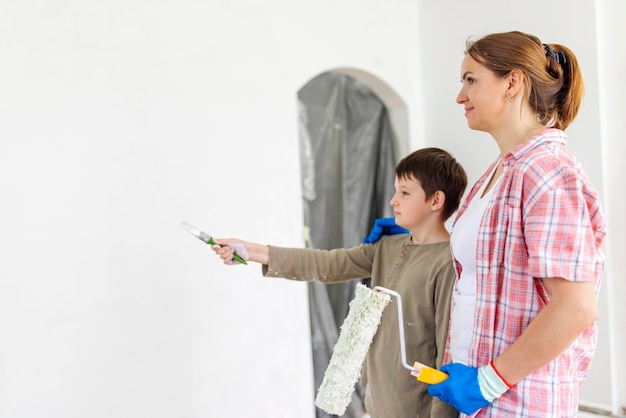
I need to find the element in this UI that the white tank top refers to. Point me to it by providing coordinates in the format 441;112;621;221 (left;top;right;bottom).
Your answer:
449;167;499;364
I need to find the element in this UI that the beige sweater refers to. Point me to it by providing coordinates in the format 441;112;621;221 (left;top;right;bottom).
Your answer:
262;234;458;418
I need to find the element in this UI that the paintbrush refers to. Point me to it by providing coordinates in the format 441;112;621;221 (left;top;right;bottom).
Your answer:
181;222;248;265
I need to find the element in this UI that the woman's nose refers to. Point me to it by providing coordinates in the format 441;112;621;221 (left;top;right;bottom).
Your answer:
456;89;466;104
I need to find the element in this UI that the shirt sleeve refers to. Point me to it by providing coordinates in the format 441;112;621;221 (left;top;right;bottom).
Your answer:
523;166;601;283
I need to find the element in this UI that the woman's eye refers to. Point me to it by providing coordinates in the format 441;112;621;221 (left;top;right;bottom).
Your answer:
467;77;476;85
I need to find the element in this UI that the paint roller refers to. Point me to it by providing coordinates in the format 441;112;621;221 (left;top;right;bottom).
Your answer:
314;284;448;416
373;286;449;385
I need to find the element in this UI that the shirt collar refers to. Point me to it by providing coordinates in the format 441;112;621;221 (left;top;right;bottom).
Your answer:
505;128;568;162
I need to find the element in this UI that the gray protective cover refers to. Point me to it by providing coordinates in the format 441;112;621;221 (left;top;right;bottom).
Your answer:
297;72;397;418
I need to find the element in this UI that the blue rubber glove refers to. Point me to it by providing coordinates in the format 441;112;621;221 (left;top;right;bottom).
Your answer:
427;363;490;415
362;217;409;244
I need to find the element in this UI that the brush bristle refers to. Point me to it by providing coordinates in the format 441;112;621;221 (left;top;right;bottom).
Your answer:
314;283;391;415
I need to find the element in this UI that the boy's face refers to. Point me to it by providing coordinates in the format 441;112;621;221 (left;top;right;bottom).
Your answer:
390;175;433;231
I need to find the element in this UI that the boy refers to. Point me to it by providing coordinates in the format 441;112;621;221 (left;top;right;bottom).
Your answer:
212;147;467;418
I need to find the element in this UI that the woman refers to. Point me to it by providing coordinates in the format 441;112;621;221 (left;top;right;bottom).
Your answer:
427;31;606;417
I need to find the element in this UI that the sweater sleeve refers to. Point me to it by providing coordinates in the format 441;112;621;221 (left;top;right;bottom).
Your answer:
261;245;375;283
433;257;455;368
430;255;459;418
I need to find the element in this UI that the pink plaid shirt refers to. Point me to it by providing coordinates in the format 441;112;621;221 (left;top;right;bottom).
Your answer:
448;129;606;417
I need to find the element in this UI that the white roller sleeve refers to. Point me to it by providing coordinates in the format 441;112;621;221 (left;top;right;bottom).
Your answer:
314;283;391;415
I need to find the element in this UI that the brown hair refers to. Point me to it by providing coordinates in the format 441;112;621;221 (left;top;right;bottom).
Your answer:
465;31;584;130
395;147;467;221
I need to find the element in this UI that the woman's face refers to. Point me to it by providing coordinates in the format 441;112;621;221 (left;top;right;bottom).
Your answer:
456;54;510;134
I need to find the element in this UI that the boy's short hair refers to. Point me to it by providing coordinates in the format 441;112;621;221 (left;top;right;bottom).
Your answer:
395;147;467;221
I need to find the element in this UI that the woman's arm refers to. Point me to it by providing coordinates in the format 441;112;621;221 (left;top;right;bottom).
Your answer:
492;276;598;384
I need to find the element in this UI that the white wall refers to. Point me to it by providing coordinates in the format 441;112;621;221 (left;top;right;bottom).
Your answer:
2;0;623;416
596;0;626;414
0;1;421;417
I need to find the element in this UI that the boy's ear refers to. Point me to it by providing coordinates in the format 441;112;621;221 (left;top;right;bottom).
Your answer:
431;190;446;212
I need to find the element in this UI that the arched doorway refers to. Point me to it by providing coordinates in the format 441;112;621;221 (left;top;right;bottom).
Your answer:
297;70;408;418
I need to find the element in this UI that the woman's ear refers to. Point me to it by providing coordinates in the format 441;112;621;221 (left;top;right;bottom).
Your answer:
507;69;524;99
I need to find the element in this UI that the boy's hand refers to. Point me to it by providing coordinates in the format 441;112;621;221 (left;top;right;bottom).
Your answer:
211;239;250;265
362;217;409;243
212;239;270;265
